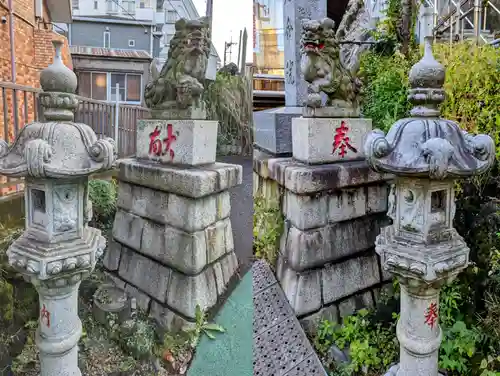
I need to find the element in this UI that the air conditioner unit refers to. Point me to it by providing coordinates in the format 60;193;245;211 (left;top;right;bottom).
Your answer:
35;0;43;18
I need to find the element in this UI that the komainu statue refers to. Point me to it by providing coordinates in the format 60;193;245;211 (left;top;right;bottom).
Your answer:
144;17;211;119
301;17;363;116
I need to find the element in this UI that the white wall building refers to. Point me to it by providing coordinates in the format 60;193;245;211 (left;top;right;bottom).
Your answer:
69;0;221;79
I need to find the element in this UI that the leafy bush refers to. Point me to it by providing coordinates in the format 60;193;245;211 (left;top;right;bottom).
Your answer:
88;178;118;234
205;73;252;152
253;195;283;267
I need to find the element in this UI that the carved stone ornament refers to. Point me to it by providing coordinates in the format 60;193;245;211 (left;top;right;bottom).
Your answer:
300;17;363;117
0;41;116;179
144;17;211;120
364;36;495;180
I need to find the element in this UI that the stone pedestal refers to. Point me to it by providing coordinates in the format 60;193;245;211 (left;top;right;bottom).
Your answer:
267;157;393;329
136;119;218;166
254;106;302;157
105;158;242;330
253;0;326;156
292;117;371;164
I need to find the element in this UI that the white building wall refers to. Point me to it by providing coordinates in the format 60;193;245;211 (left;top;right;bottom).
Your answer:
72;0;220;79
72;0;158;21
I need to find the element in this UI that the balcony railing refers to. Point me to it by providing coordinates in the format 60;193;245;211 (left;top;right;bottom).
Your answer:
0;81;150;197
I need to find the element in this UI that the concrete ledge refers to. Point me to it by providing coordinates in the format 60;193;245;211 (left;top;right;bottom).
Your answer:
117;158;242;198
268;158;393;194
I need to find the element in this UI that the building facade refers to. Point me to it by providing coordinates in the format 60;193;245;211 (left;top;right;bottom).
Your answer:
65;0;220;99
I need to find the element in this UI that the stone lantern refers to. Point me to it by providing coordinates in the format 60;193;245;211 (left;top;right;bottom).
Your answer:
364;28;495;376
0;40;116;375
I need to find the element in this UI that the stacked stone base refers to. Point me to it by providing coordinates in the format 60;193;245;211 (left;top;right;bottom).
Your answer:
103;158;242;331
268;158;394;332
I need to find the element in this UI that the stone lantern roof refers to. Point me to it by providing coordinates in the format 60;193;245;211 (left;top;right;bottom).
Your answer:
364;36;495;180
0;40;115;179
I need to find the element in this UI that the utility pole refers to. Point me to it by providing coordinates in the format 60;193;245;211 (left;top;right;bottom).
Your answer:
239;28;248;74
206;0;213;36
237;30;243;70
223;35;237;66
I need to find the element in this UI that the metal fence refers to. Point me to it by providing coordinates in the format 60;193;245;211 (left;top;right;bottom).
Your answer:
0;81;150;197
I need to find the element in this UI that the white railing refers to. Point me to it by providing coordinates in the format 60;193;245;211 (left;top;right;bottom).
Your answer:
368;0;499;45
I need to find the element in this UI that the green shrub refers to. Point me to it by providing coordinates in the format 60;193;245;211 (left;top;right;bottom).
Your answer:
253;195;283;267
88;179;118;234
205;73;252;151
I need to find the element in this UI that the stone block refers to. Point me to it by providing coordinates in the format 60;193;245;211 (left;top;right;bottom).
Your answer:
300;304;339;336
206;218;233;264
166;266;218;319
150;301;193;332
268;158;393;195
322;254;381;304
283;215;389;271
141;220;207;275
136;119;218;166
124;284;151;312
118;158;242;198
140;218;232;275
117;182;231;232
277;259;322;316
118;247;171;303
220;251;239;286
284;191;328;229
253;107;303;156
103;271;126;289
338;291;374;319
328;188;367;223
112;210;145;251
367;184;390;214
292;117;371;164
103;239;122;271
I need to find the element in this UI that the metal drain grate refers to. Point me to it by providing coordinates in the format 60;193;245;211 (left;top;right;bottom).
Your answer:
252;260;276;294
253;317;314;376
253;283;294;336
284;355;327;376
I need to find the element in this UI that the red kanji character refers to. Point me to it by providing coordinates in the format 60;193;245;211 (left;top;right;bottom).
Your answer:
424;302;438;329
40;304;50;328
149;126;163;156
162;124;177;160
332;121;358;158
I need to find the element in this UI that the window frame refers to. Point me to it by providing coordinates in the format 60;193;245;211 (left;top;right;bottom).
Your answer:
78;71;143;105
103;31;111;48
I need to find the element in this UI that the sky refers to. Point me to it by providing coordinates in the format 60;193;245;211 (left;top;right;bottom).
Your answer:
192;0;253;65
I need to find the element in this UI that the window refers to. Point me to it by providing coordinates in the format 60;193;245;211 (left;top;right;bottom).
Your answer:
77;72;142;103
165;33;174;46
111;74;126;101
166;10;177;22
78;72;91;98
72;0;79;10
91;73;108;101
103;31;111;48
94;0;98;9
128;39;135;47
106;0;118;13
138;0;151;8
126;75;141;102
123;0;135;13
